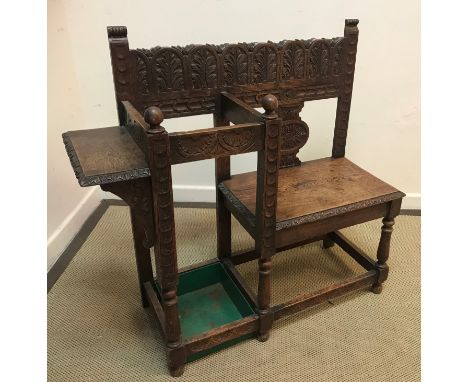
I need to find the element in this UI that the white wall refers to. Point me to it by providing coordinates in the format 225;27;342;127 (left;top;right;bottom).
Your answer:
48;0;420;269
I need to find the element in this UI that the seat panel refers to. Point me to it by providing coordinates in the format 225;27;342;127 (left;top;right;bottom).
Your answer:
221;157;404;228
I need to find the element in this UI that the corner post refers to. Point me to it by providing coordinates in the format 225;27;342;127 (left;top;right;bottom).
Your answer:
144;107;186;376
255;95;281;342
107;26;135;126
214;93;232;259
332;19;359;158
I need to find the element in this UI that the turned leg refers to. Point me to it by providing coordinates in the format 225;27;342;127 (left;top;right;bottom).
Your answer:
372;217;395;294
257;257;273;342
130;208;154;308
255;99;281;342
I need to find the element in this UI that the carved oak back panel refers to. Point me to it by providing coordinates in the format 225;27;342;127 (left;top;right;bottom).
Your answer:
107;20;359;167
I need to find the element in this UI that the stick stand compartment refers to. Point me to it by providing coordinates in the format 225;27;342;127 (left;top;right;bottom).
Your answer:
150;262;257;362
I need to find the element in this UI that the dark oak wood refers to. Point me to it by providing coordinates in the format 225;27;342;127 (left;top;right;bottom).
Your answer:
184;316;258;357
61;20;408;377
214;94;232;259
272;270;377;320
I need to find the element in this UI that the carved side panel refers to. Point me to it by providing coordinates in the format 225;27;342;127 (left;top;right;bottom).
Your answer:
170;125;262;164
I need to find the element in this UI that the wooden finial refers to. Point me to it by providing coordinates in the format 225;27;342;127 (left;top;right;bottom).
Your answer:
261;94;279;118
345;19;359;27
107;26;127;38
344;19;359;36
144;106;164;132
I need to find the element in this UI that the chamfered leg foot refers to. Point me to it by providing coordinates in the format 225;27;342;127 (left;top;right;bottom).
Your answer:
372;283;383;294
169;365;185;377
257;332;270;342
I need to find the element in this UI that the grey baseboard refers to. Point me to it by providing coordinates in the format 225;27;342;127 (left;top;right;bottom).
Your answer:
47;200;110;293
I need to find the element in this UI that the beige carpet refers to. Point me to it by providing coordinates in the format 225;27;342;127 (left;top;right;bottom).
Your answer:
48;206;420;381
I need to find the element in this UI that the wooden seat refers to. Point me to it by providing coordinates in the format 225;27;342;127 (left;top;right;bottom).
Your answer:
220;157;403;231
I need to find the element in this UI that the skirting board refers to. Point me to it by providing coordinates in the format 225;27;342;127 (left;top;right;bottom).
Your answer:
47;187;101;271
102;187;421;210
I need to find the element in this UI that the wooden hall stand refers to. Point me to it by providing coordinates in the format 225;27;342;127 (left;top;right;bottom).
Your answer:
62;20;405;377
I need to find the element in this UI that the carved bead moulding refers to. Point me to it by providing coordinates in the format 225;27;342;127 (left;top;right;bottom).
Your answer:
125;37;345;118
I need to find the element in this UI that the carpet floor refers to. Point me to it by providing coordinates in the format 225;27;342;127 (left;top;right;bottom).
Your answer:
48;206;420;381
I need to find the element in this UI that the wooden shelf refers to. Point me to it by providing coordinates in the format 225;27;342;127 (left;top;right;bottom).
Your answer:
62;126;149;187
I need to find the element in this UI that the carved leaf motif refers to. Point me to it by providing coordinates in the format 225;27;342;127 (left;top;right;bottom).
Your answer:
153;48;184;92
253;45;277;83
191;47;217;89
175;135;217;158
331;38;344;75
282;43;305;80
135;50;151;95
218;130;255;151
223;46;248;85
310;40;330;78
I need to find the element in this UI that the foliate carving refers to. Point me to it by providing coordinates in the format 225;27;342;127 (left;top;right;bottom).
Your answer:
253;44;278;83
190;46;218;89
223;45;248;85
281;41;306;80
309;39;330;78
171;127;259;163
151;48;184;92
331;37;344;75
129;37;344;117
135;50;151;95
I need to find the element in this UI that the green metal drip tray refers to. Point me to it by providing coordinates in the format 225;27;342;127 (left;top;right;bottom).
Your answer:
153;262;256;361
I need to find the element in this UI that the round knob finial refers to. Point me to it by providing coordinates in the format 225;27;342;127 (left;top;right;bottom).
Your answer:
261;94;279;116
144;106;164;127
